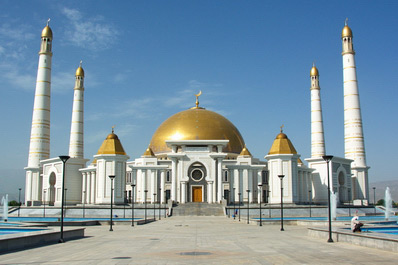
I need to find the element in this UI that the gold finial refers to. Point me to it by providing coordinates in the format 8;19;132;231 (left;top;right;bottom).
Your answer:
112;125;115;134
47;18;50;26
195;90;202;108
345;18;348;26
280;124;284;133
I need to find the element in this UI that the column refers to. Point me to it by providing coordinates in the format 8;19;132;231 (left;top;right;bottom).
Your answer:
217;158;223;202
248;169;253;203
208;181;214;203
211;158;217;202
82;173;86;204
181;181;186;204
141;169;147;203
171;158;177;201
160;170;165;204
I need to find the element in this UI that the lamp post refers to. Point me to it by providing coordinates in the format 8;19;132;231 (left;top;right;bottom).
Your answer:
144;190;148;224
373;187;376;214
131;184;135;227
64;188;68;218
278;175;285;231
58;155;70;243
258;184;262;226
268;190;271;218
153;193;156;221
158;188;161;220
246;190;250;224
348;188;351;217
238;193;241;222
18;188;22;217
82;191;86;218
322;155;334;243
164;190;167;218
43;190;46;218
123;192;126;218
233;188;236;220
109;175;115;232
309;189;312;218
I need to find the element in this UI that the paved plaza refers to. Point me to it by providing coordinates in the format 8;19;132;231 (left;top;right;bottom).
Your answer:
1;216;398;264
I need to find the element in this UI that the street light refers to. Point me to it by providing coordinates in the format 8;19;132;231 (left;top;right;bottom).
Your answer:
322;155;334;243
238;193;241;222
278;175;285;231
43;190;46;218
246;190;250;224
144;190;148;224
58;155;70;243
348;188;351;217
64;188;68;218
233;188;236;220
258;184;262;226
153;193;156;221
373;187;376;214
164;190;167;218
158;187;162;220
18;188;22;217
268;190;271;218
82;190;86;218
131;184;135;227
109;175;115;232
309;189;312;218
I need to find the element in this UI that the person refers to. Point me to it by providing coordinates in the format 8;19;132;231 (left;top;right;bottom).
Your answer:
351;214;363;232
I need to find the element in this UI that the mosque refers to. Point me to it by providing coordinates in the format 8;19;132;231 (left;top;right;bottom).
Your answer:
24;20;370;208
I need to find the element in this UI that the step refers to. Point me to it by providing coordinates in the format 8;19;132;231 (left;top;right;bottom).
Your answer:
172;203;224;216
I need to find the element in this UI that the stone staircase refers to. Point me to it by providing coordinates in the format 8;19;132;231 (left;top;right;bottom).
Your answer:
171;203;224;216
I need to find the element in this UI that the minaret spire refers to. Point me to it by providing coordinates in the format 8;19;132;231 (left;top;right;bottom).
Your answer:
341;20;369;200
310;63;326;158
25;21;54;205
68;61;85;158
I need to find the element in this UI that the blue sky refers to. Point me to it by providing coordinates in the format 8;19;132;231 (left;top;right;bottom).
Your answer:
1;0;397;198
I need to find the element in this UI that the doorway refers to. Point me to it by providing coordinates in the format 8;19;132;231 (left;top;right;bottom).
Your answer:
192;187;203;202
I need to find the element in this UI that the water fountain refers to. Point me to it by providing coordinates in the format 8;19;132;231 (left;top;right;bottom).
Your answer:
385;187;392;220
331;191;338;221
1;194;8;222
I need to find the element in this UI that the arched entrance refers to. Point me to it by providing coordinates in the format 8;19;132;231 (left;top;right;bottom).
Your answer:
49;172;56;206
187;162;207;202
338;171;346;203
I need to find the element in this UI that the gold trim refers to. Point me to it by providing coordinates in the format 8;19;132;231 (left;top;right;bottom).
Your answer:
34;94;50;98
33;108;50;111
341;51;355;55
36;80;51;84
344;108;360;111
343;66;356;70
344;93;359;97
343;80;357;83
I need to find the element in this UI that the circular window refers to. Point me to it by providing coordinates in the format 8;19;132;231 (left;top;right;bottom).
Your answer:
191;169;204;182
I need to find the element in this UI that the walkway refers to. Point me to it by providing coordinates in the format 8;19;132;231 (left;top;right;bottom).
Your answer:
1;216;397;264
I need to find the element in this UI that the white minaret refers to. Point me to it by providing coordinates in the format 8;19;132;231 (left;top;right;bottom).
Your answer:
25;20;53;206
341;19;369;200
310;64;326;158
68;62;85;158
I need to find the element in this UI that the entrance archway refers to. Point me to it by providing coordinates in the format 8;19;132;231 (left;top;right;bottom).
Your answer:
49;172;56;206
187;162;207;202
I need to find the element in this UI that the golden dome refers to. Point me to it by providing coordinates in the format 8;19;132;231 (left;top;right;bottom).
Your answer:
41;25;53;39
239;146;252;157
310;65;319;76
97;132;126;155
268;131;298;155
142;147;155;157
149;107;245;154
76;66;84;77
341;25;353;38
